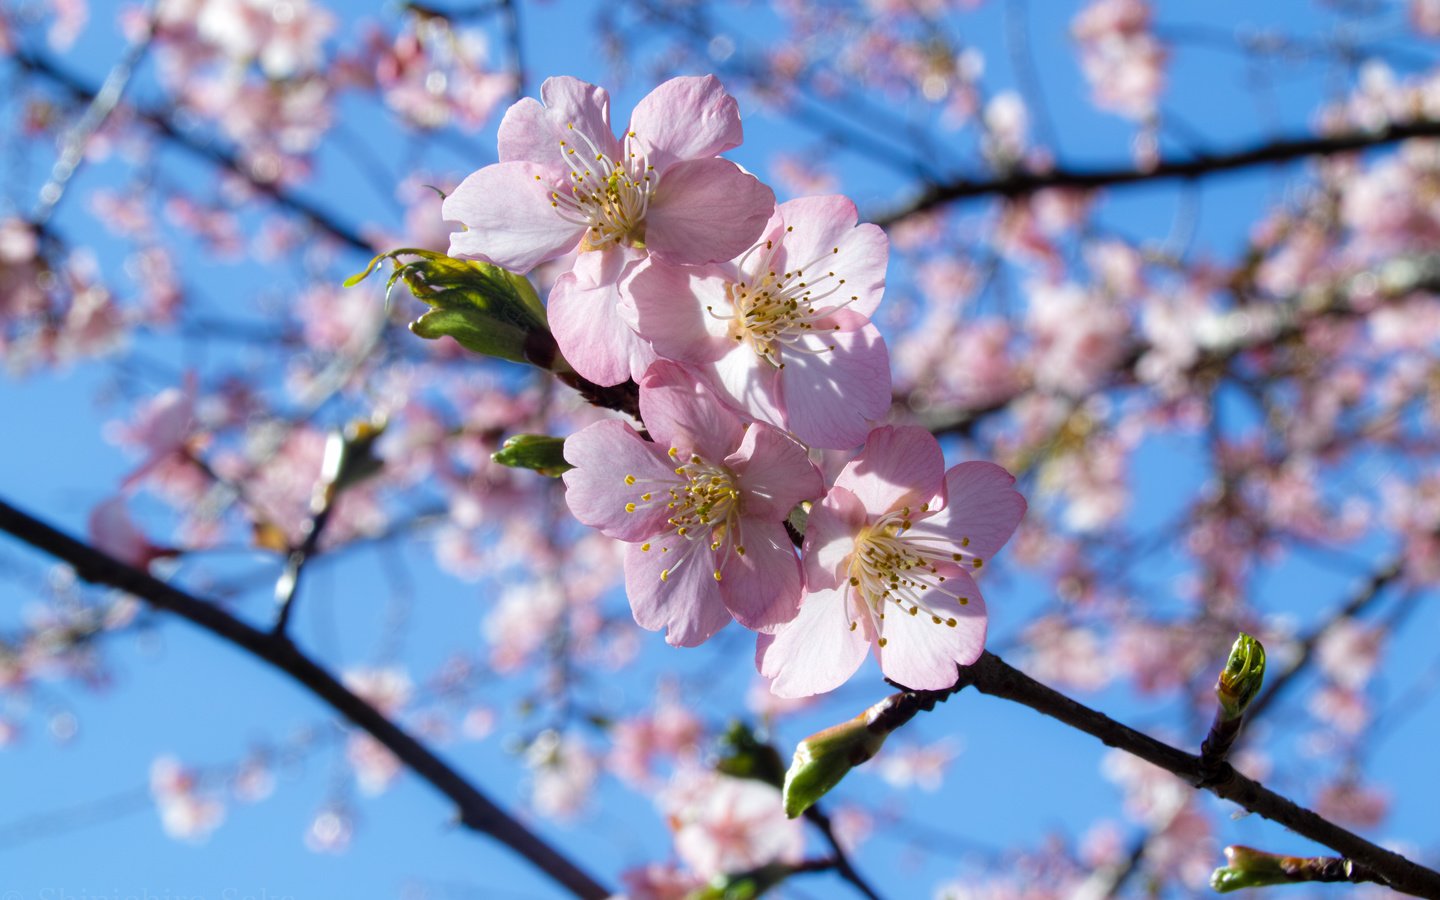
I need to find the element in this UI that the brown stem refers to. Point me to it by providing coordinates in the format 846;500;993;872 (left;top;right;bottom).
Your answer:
0;498;612;900
888;652;1440;899
874;119;1440;225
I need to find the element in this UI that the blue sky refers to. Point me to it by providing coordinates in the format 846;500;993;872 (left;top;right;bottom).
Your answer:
3;1;1440;898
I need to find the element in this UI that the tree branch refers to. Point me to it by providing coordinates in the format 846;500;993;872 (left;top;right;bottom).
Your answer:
12;48;375;256
0;497;612;900
873;119;1440;225
888;652;1440;899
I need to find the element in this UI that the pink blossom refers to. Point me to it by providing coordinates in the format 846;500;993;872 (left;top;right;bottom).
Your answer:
341;666;413;716
442;75;775;385
663;769;804;881
628;195;891;449
88;496;173;569
619;864;706;900
525;730;597;820
1071;0;1167;120
562;362;822;645
151;755;225;842
758;426;1026;695
1026;280;1130;396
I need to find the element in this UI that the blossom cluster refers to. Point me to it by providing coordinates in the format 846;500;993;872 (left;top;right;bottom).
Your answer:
442;75;1026;695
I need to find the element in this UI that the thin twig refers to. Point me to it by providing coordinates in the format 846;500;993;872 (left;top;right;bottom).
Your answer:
804;804;885;900
872;119;1440;226
890;652;1440;898
0;498;612;900
13;49;375;255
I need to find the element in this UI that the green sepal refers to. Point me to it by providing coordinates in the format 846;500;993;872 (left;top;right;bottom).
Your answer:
346;248;557;368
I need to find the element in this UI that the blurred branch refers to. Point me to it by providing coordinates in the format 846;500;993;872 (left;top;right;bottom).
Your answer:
873;119;1440;225
12;48;375;255
804;804;884;900
32;18;154;226
0;498;612;900
886;651;1440;899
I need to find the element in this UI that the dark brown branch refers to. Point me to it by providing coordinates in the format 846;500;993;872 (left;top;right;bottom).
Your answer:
874;119;1440;226
0;498;612;900
804;805;884;900
888;652;1440;899
12;48;375;256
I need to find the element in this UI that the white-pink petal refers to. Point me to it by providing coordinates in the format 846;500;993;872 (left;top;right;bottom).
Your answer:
562;420;677;541
645;158;775;266
625;536;733;647
639;361;744;459
498;76;617;165
772;195;888;319
718;520;802;633
780;324;891;450
876;572;987;691
833;426;946;515
628;75;744;174
728;422;823;521
443;162;580;272
910;461;1027;560
757;586;870;698
548;247;655;386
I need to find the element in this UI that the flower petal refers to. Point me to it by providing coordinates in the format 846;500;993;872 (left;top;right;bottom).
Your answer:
833;425;946;514
627;75;744;174
718;519;802;633
729;423;823;521
562;419;678;541
909;461;1027;561
443;162;580;272
875;570;987;691
549;247;655;386
646;158;775;266
639;361;744;458
709;344;785;431
756;586;870;698
625;535;733;647
498;76;618;165
773;196;888;319
626;259;731;363
801;486;866;591
780;325;892;450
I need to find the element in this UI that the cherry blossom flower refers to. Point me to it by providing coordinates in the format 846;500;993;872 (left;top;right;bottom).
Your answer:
563;362;822;645
442;75;775;385
629;195;891;449
88;496;173;570
662;768;804;881
758;426;1025;695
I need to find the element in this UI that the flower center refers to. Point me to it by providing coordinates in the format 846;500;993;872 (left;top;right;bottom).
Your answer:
707;229;860;368
623;447;747;583
845;506;982;647
548;125;655;251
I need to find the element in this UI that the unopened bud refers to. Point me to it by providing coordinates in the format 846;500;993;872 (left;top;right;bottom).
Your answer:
1210;846;1300;892
491;434;573;477
782;698;899;818
1217;633;1266;721
346;249;560;369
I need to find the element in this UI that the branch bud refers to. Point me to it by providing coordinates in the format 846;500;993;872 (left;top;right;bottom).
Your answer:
346;249;562;369
491;434;573;477
1210;845;1364;892
1216;632;1266;721
782;697;899;818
